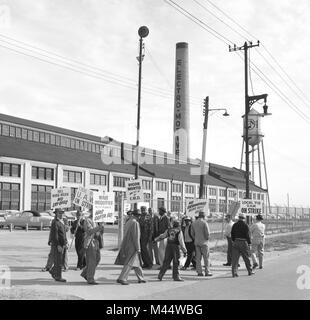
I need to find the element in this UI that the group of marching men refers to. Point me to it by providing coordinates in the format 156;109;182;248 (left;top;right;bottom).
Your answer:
42;206;265;285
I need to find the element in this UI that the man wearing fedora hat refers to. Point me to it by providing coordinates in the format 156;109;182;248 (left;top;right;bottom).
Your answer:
250;214;265;269
157;207;170;267
223;214;234;267
115;209;146;285
191;211;213;277
49;209;67;282
231;212;254;277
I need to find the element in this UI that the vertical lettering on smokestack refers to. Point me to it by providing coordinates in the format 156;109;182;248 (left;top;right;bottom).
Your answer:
173;42;190;163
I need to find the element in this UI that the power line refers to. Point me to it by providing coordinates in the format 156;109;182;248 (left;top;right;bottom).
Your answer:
0;33;182;101
203;0;258;41
166;0;310;125
192;0;250;42
164;0;232;46
197;1;310;112
0;42;179;101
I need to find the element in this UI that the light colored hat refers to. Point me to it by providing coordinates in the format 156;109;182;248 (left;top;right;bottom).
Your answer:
238;212;246;219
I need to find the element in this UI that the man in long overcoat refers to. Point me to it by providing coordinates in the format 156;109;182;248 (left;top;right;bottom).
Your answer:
80;209;104;285
49;209;67;282
115;209;146;285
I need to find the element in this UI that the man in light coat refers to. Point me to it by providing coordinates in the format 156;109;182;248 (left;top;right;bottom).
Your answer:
191;211;213;277
80;209;104;285
223;214;234;266
115;209;146;285
250;214;265;269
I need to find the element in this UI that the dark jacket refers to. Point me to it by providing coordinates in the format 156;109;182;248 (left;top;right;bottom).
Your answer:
70;218;85;243
181;224;194;243
158;214;170;235
231;220;251;244
50;218;68;247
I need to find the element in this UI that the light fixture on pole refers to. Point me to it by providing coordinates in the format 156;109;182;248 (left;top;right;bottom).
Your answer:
199;96;229;199
135;26;149;181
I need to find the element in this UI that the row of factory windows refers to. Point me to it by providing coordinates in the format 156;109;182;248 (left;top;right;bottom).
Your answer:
0;123;187;165
0;122;121;157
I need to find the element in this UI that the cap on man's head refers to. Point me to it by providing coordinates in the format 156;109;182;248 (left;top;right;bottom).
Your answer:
238;212;246;219
184;216;192;221
132;209;141;216
159;207;167;213
256;214;264;221
172;220;180;228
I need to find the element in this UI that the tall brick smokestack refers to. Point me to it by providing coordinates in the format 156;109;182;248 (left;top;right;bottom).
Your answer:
173;42;190;162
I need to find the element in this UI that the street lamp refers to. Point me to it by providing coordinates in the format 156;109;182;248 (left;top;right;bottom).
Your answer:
199;96;230;199
244;94;271;200
135;26;149;181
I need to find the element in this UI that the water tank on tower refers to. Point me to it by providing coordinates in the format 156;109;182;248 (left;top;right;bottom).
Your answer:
243;108;264;146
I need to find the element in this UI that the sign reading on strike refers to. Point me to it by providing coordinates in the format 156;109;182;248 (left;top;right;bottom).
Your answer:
125;179;143;204
92;192;114;223
73;187;93;210
186;199;208;218
240;200;263;215
51;187;71;209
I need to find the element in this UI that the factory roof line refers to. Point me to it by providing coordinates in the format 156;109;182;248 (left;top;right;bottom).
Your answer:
0;133;265;193
0;113;265;192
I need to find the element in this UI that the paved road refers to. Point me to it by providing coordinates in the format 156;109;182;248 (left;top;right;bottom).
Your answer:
141;248;310;300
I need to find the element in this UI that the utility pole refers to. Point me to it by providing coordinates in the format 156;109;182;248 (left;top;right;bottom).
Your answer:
199;97;209;199
199;97;229;200
229;41;268;199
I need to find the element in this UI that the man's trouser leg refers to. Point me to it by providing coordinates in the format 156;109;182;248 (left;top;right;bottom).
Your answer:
184;242;195;268
227;237;233;265
118;264;132;282
239;241;252;273
195;245;203;274
148;239;154;264
158;239;167;266
63;247;68;270
258;241;264;267
231;242;240;276
171;244;180;279
251;243;258;265
50;245;63;280
141;237;152;267
45;247;54;269
83;246;99;282
152;241;160;265
133;266;144;281
159;244;173;279
201;244;210;274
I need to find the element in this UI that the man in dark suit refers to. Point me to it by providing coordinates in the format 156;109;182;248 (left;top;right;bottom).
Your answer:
70;210;86;270
49;209;68;282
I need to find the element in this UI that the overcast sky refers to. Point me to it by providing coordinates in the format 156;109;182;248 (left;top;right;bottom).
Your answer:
0;0;309;207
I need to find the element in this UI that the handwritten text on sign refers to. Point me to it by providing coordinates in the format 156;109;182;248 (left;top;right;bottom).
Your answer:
93;192;114;223
240;200;263;215
186;199;208;218
73;187;93;210
51;187;71;209
125;179;143;204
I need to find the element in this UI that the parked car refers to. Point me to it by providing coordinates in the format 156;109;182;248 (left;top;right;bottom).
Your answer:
104;212;118;225
3;210;54;230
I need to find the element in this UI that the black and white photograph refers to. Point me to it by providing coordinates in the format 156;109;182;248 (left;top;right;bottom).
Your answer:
0;0;309;312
